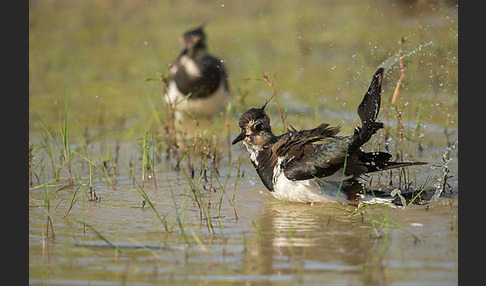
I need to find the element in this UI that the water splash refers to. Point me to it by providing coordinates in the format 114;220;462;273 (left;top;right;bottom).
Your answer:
431;140;457;202
378;41;434;72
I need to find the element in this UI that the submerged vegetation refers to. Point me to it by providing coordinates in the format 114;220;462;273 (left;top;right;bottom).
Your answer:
29;0;457;284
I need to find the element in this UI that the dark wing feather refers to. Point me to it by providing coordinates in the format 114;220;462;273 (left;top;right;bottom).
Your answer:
172;54;227;99
273;123;340;159
282;137;350;181
269;68;426;183
271;124;349;181
357;67;383;126
356;150;427;172
349;67;384;152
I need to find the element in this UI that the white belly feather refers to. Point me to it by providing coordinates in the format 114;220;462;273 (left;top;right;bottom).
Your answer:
165;80;228;116
271;158;350;203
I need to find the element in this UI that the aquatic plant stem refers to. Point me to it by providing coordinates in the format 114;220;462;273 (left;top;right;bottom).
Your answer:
78;220;121;253
44;185;55;240
169;185;190;245
63;183;86;219
225;103;232;163
391;37;406;161
123;161;170;232
74;118;95;196
61;96;74;185
263;73;287;131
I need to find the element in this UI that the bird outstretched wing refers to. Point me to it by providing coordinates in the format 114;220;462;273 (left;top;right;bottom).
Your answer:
349;67;384;152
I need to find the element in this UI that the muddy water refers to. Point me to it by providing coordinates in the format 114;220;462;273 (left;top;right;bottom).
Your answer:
29;137;458;285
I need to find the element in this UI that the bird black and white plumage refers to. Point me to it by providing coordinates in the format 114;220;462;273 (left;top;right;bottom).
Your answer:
232;67;426;204
165;26;229;116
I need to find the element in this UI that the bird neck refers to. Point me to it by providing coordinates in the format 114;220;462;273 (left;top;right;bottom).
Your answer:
181;47;207;60
242;131;277;164
252;147;278;193
243;134;279;193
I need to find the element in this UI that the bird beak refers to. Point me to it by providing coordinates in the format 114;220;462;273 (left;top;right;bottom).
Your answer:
232;132;246;145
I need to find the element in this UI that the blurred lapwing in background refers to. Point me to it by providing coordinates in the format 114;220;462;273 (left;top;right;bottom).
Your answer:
164;26;230;118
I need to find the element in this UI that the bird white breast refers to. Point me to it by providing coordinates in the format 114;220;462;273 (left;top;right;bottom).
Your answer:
271;157;349;203
165;80;228;116
242;142;261;166
179;55;201;78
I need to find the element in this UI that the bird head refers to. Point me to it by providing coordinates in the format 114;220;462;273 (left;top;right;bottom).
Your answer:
232;102;275;151
179;26;207;57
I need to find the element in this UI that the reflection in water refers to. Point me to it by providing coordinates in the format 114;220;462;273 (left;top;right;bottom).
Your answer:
235;199;458;285
241;202;390;284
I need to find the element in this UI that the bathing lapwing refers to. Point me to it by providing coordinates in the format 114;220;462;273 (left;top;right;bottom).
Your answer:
232;67;426;204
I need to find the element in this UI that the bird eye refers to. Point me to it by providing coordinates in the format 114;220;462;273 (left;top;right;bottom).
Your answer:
255;122;263;132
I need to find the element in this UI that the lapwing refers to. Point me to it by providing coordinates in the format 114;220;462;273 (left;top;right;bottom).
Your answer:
165;26;229;117
232;67;426;204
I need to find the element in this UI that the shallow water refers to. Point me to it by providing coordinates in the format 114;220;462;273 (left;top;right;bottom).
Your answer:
30;0;457;285
29;131;457;285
